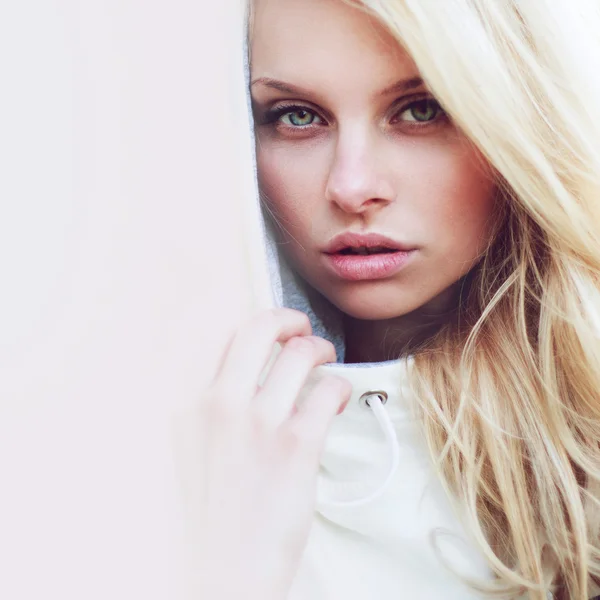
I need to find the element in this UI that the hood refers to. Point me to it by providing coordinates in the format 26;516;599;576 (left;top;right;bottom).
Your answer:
241;39;420;514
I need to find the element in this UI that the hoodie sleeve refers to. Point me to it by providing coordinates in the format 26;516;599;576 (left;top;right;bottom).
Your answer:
0;3;264;600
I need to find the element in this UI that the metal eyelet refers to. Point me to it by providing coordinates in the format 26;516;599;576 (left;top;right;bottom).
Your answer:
359;390;388;408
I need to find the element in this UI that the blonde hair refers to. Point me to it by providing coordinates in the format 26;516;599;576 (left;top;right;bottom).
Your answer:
249;0;600;597
341;1;600;598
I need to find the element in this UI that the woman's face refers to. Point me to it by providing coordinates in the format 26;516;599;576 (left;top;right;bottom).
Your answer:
250;0;498;320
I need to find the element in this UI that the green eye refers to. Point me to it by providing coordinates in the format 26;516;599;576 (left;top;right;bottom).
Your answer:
281;109;320;126
396;99;442;123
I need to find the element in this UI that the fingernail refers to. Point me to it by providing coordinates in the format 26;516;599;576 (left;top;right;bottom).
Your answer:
336;399;350;415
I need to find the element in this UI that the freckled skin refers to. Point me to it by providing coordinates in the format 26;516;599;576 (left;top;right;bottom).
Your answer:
250;0;498;362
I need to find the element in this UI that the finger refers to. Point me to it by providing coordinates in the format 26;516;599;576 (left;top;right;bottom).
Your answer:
209;308;313;409
253;335;336;428
284;376;353;461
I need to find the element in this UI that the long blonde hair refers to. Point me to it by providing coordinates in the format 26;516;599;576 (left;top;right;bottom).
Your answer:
248;0;600;597
339;1;600;598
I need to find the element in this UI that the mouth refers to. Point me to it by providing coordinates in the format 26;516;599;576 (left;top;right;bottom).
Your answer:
337;246;399;256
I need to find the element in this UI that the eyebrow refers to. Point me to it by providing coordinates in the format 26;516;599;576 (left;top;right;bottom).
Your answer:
250;76;425;97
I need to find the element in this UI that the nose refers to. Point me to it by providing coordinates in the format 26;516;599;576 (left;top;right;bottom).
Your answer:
324;128;395;214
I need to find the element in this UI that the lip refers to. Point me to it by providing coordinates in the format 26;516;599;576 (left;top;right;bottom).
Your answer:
322;249;415;281
323;231;413;254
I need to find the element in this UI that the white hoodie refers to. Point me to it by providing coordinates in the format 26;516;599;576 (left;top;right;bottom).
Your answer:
241;45;506;600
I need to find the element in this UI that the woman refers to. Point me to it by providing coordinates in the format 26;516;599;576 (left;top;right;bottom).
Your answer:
199;0;600;598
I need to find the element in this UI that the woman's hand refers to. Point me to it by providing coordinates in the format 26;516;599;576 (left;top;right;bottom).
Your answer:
197;308;352;600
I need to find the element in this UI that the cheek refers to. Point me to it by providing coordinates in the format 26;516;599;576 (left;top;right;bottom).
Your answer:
413;146;497;258
256;142;327;228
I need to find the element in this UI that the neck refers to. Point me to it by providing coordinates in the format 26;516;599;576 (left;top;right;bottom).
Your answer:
342;279;467;364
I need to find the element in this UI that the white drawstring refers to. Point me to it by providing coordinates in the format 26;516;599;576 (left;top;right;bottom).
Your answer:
316;393;400;509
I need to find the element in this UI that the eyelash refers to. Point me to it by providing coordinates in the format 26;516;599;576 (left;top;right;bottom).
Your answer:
261;97;447;131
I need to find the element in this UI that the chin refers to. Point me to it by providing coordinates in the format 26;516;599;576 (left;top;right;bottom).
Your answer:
327;290;425;321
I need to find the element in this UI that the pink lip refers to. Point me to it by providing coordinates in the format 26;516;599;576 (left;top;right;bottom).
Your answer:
322;249;415;281
324;231;413;254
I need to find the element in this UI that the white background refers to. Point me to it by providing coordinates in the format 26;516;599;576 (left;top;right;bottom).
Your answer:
0;1;268;597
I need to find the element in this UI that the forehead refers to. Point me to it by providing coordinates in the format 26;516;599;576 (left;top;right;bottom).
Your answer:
251;0;419;95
